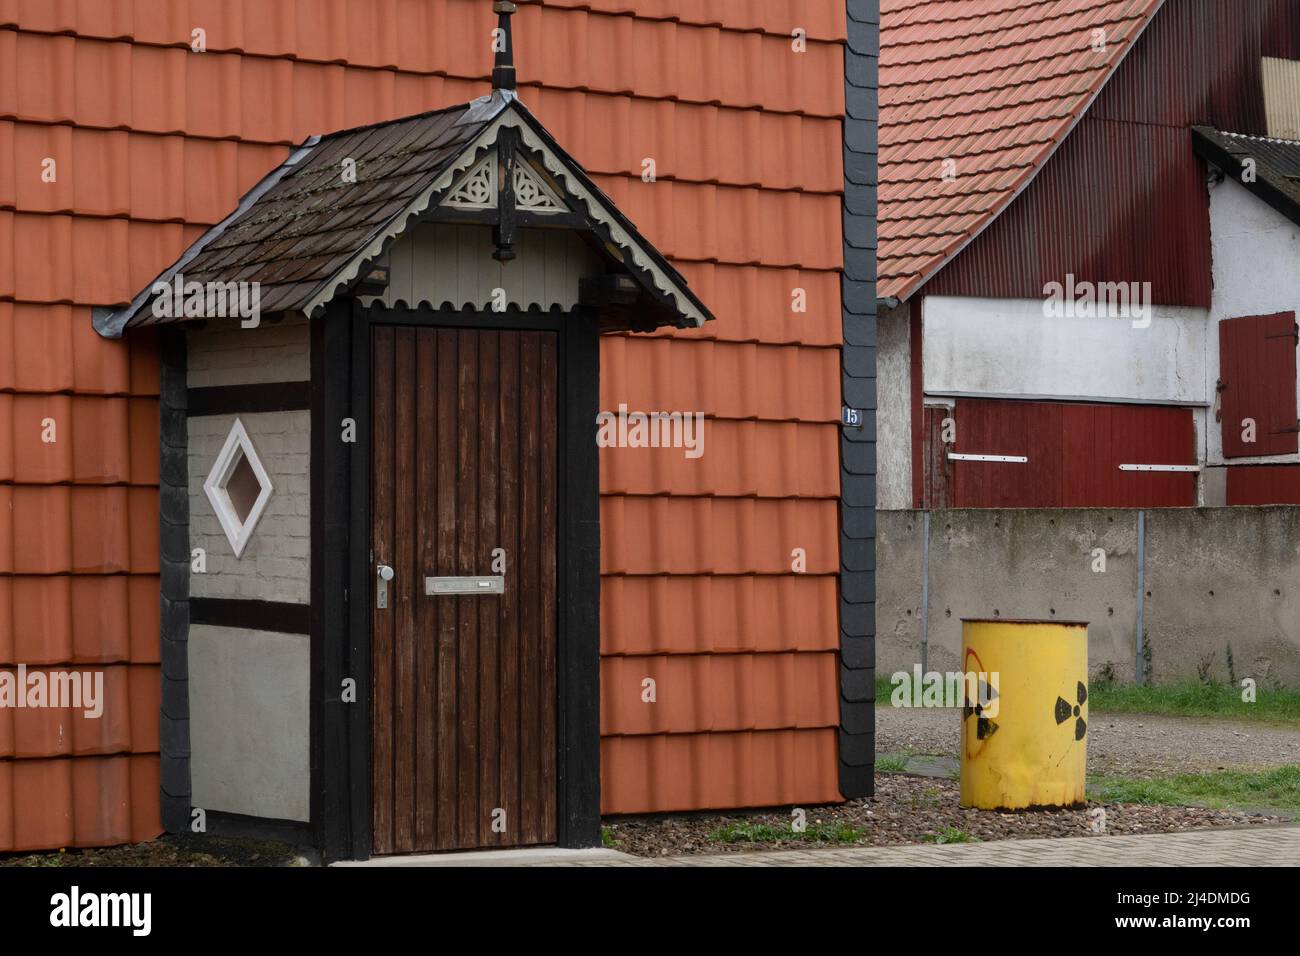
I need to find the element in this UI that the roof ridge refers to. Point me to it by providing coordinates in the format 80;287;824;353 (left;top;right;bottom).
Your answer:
1217;129;1300;148
312;93;503;144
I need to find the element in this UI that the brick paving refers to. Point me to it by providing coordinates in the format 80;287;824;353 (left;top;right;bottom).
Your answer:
559;825;1300;867
337;824;1300;866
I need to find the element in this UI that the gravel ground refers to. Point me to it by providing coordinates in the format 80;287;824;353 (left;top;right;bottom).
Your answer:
0;834;307;868
604;774;1285;858
876;706;1300;777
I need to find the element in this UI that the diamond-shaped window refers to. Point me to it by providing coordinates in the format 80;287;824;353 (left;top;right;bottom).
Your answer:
204;419;274;559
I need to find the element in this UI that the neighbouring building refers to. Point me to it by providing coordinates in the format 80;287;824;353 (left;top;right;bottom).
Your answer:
879;0;1300;510
0;1;879;859
875;0;1300;684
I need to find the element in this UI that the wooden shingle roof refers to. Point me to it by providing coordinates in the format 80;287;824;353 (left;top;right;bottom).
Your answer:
95;91;713;337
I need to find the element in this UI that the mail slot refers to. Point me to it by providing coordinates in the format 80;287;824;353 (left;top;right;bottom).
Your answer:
425;576;506;596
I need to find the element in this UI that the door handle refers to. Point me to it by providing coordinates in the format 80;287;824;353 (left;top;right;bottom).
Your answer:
376;564;394;609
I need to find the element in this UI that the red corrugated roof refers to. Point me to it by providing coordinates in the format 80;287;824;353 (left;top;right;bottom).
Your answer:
879;0;1164;302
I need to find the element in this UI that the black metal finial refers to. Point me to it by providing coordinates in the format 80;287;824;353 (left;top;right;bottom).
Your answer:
492;1;517;92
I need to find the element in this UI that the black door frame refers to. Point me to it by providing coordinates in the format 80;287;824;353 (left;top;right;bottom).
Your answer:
311;298;601;861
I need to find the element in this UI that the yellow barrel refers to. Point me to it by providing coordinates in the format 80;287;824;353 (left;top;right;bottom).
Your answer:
959;619;1089;810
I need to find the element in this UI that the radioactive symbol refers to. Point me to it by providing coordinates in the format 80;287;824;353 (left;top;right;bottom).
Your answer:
963;676;999;740
1054;680;1087;741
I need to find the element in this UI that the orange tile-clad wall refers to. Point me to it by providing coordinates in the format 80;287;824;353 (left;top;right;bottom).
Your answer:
0;0;846;843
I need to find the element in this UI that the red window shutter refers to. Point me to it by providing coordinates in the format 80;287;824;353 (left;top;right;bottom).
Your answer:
1219;312;1299;458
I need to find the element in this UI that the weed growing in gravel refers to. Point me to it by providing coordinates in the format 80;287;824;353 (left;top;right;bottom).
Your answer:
709;821;866;844
601;825;620;849
905;787;944;809
876;752;912;772
922;827;974;844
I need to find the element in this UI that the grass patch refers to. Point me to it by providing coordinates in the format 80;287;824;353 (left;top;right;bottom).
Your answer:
876;672;1300;725
1089;679;1300;725
709;820;865;845
875;751;912;773
922;827;973;844
600;825;620;849
1090;765;1300;813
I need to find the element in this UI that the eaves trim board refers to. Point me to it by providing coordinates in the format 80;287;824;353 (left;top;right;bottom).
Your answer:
92;91;713;339
877;0;1168;309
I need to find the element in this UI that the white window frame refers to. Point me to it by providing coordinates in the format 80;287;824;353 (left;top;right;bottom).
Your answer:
203;418;274;559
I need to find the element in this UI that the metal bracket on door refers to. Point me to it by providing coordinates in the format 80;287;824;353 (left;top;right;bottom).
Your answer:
425;576;506;596
947;453;1028;463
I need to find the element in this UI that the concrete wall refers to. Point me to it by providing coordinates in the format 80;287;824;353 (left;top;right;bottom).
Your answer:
877;507;1300;686
188;625;310;822
187;410;311;603
877;301;912;510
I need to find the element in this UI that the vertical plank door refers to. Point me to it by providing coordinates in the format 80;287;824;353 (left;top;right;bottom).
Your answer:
371;325;558;854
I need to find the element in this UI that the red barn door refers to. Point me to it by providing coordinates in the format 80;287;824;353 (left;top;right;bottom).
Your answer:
946;399;1195;508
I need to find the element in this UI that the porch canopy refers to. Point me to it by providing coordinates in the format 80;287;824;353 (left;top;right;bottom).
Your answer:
94;89;714;338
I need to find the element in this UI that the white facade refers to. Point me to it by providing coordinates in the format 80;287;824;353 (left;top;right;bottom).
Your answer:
189;625;310;822
1204;173;1300;469
922;297;1208;407
876;171;1300;509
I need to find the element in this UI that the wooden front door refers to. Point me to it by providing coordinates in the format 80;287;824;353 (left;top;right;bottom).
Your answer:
370;325;558;854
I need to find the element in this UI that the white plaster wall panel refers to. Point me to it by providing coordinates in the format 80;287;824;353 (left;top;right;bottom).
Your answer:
922;294;1210;406
1206;176;1300;465
876;302;913;510
187;314;310;387
189;625;310;822
188;410;310;604
375;223;603;311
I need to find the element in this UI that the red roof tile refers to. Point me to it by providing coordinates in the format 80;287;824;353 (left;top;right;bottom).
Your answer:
602;574;839;656
601;728;841;814
600;421;839;498
663;265;842;346
0;575;158;666
1;1;848;841
0;486;157;574
601;652;839;735
601;497;838;575
600;339;840;423
879;0;1163;301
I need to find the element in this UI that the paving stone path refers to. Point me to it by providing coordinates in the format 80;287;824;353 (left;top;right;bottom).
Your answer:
573;825;1300;867
344;824;1300;866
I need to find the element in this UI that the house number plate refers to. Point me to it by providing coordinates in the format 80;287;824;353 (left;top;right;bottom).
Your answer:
425;576;506;596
